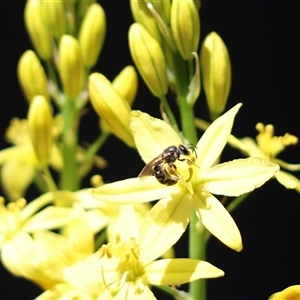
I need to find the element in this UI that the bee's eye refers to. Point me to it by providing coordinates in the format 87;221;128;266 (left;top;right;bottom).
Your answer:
179;144;189;155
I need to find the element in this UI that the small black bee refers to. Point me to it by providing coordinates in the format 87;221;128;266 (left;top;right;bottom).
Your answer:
138;144;197;185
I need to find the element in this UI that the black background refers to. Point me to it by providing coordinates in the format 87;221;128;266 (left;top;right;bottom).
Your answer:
1;1;300;299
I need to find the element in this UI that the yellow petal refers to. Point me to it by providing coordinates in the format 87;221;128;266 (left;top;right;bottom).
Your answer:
204;157;279;196
1;232;55;289
112;204;139;241
196;103;242;171
146;258;224;285
192;191;242;251
269;285;300;300
20;192;55;221
22;206;72;232
91;177;175;204
0;159;34;201
139;192;191;263
33;230;84;269
62;206;94;255
130;110;182;163
275;170;300;189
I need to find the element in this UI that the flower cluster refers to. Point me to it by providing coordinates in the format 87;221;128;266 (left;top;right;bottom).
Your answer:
0;1;299;299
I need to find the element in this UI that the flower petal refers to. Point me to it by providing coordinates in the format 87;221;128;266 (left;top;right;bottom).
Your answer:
268;285;300;300
131;110;182;163
203;157;279;196
22;206;72;232
139;192;191;263
192;192;242;251
196;103;242;171
90;177;175;204
275;170;300;189
146;258;224;285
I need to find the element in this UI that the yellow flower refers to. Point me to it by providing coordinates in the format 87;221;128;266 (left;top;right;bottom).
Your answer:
61;205;224;299
0;194;72;281
91;104;279;251
228;122;300;190
269;285;300;300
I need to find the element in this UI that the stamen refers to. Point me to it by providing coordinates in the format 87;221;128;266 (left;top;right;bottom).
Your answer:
101;265;128;293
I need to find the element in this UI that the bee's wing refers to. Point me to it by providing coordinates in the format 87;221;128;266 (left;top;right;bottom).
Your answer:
138;157;162;177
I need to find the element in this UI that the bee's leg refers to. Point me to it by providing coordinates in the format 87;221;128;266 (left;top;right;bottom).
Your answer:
164;163;182;181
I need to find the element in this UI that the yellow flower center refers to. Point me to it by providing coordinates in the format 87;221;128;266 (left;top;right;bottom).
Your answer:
256;123;298;158
99;233;148;294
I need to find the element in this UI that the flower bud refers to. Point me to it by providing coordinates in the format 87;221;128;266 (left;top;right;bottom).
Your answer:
41;0;66;39
17;50;49;103
58;34;85;101
27;95;53;166
89;73;135;148
24;0;53;60
112;66;138;107
144;0;171;25
170;0;200;60
129;23;167;97
130;0;162;43
78;3;106;68
200;32;231;119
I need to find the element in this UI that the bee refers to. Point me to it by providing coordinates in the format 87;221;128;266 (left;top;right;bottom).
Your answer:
138;144;197;186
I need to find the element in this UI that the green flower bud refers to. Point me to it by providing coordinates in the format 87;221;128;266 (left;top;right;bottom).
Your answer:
130;0;162;43
112;66;138;107
89;73;135;148
27;95;53;166
129;23;167;97
200;32;231;119
24;0;53;60
58;34;85;101
17;50;49;103
170;0;200;60
41;0;66;39
78;3;106;68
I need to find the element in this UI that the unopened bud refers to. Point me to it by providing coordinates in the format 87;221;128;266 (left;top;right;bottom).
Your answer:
129;23;167;97
130;0;162;43
112;66;138;107
78;3;106;68
89;73;135;147
170;0;200;60
201;32;231;119
58;35;85;101
27;95;53;165
41;0;66;39
24;0;53;60
17;50;49;103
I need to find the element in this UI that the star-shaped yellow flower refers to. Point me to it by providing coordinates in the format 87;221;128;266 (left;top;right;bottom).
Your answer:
60;205;224;299
228;122;300;190
0;194;72;281
91;104;279;251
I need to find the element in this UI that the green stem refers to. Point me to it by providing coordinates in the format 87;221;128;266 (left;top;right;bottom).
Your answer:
172;50;204;299
189;212;207;300
78;131;110;178
159;95;179;132
61;100;80;191
42;165;58;191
